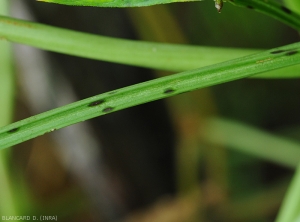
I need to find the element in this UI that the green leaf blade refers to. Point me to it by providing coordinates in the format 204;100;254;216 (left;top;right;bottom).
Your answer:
1;16;300;78
0;15;257;71
275;163;300;222
1;42;300;149
37;0;199;7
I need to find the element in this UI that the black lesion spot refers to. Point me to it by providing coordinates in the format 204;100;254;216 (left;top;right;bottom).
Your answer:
102;107;114;113
285;50;298;56
88;99;106;107
281;6;292;14
247;5;254;9
270;50;286;54
7;128;19;133
164;88;175;94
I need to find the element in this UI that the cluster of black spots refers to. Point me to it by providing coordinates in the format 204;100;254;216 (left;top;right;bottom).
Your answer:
285;50;298;56
270;49;298;56
163;88;176;94
88;99;106;107
88;98;115;113
102;107;114;113
270;50;286;54
7;128;19;133
281;6;292;14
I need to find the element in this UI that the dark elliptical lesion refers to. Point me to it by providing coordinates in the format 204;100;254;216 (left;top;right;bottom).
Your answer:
102;107;114;113
88;99;106;107
270;50;287;54
226;0;295;17
7;127;20;133
270;49;299;55
281;6;292;14
87;97;114;113
285;50;298;56
163;88;176;94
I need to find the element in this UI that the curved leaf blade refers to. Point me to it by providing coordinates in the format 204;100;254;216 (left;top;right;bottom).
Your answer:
37;0;200;7
275;163;300;222
0;15;256;72
1;16;300;78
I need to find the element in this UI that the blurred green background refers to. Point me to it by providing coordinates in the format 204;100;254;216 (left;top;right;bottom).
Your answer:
1;0;300;221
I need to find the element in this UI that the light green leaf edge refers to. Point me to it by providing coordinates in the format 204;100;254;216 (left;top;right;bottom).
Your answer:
284;0;300;14
0;0;18;218
202;117;300;169
0;15;255;72
275;163;300;222
0;16;300;78
0;42;300;150
37;0;199;7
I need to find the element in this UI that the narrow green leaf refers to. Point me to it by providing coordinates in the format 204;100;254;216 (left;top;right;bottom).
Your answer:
202;118;300;168
0;21;14;127
0;16;300;78
0;0;18;218
0;42;300;149
275;163;300;222
230;0;300;31
37;0;200;7
0;15;257;72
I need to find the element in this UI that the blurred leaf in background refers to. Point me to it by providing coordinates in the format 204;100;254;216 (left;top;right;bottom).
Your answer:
1;0;300;221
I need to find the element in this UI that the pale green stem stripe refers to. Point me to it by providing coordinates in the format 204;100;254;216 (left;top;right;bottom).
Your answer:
0;15;257;71
0;42;300;149
202;118;300;168
275;163;300;222
0;0;18;219
1;15;300;78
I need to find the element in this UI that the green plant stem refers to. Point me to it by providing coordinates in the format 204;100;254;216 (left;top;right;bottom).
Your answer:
0;42;300;149
202;118;300;168
38;0;198;7
0;15;256;71
0;15;300;78
219;180;289;221
275;163;300;222
0;0;17;218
